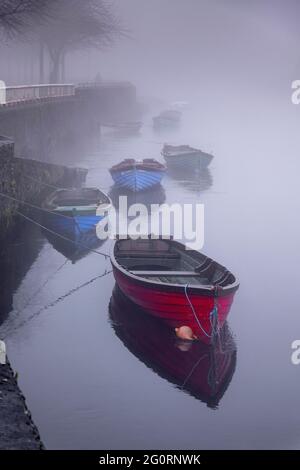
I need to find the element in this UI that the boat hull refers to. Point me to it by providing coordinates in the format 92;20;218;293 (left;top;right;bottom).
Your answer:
164;151;213;169
112;266;235;344
44;212;104;238
43;188;111;236
111;168;165;192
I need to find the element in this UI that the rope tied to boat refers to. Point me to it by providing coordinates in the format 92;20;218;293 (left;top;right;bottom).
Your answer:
210;286;221;340
15;210;110;259
209;300;219;345
184;284;220;340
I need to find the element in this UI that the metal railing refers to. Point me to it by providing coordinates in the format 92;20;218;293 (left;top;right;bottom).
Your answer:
0;81;133;106
3;84;75;104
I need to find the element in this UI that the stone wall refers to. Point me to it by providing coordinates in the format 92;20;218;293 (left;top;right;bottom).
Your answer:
0;359;44;450
0;136;87;240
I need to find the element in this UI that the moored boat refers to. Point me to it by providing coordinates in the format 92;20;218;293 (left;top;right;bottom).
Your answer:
109;158;166;192
43;187;111;237
110;286;237;408
162;144;214;169
153;109;181;128
111;237;239;343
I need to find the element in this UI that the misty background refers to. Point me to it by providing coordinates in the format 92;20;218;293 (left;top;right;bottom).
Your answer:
1;0;299;102
1;0;300;450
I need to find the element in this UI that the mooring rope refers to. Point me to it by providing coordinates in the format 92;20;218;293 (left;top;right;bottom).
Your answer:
1;269;113;339
13;258;69;318
184;284;219;339
207;352;217;393
0;188;113;258
0;190;74;220
180;352;208;389
15;210;110;259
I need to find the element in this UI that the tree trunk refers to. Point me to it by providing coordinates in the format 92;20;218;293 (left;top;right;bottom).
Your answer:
49;50;61;83
39;42;45;84
30;51;35;84
61;52;66;82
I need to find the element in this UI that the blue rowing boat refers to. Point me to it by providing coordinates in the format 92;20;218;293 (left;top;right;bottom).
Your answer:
110;159;166;192
43;187;112;237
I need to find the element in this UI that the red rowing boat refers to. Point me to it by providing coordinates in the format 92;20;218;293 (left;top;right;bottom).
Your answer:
111;237;239;344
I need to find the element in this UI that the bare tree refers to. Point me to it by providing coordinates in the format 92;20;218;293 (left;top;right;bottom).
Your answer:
0;0;50;36
37;0;125;83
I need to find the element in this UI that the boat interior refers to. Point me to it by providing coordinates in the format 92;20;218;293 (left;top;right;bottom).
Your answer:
163;144;199;156
111;159;165;172
115;239;235;287
47;188;110;208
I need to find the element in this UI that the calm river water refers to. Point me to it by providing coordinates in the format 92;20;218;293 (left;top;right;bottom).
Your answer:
1;95;300;449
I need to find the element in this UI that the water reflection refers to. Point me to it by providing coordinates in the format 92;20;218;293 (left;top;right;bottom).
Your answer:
153;110;182;131
109;184;166;211
167;166;213;193
101;121;142;136
42;224;103;264
0;222;44;326
109;286;237;409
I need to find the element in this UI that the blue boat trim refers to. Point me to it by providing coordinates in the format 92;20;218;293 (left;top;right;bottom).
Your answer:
111;168;165;192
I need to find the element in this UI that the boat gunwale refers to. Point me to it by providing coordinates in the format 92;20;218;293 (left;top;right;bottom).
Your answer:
43;187;112;213
110;159;166;174
111;238;239;297
162;146;214;160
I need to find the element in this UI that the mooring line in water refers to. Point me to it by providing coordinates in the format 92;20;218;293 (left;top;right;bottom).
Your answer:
180;353;208;389
15;210;110;259
1;269;113;339
13;259;69;319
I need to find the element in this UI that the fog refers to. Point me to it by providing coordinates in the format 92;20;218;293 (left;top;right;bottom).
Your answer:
74;0;299;104
2;0;300;102
104;0;300;101
1;0;300;451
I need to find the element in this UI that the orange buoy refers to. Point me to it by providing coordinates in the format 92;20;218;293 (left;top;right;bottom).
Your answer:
175;326;197;341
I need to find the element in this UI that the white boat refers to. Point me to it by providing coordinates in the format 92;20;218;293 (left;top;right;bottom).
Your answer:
153;109;181;128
